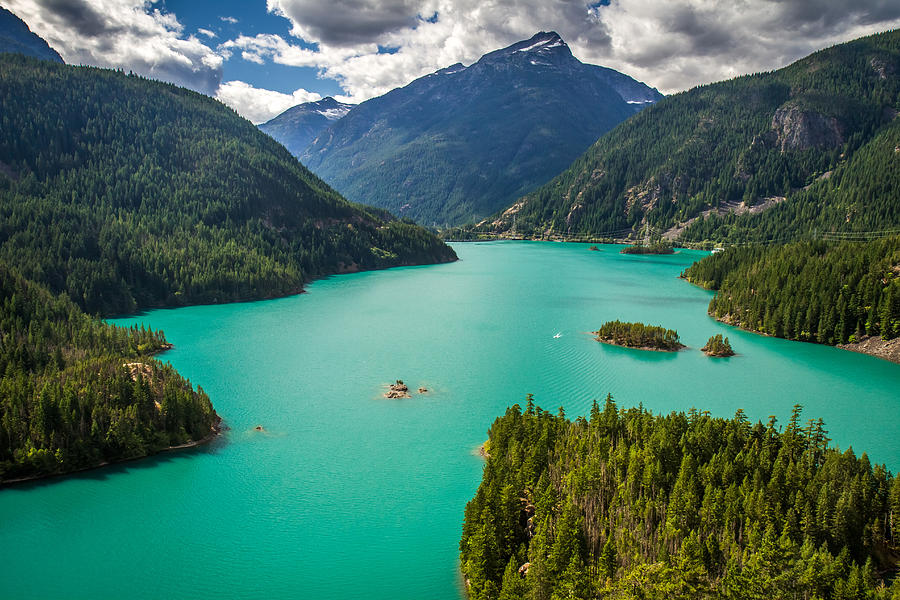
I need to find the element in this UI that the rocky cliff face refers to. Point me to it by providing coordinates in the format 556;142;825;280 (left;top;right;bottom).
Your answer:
771;103;844;152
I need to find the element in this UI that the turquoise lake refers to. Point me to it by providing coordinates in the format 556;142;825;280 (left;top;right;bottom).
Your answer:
2;241;898;599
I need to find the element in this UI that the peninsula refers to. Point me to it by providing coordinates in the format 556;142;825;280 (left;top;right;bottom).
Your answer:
682;237;900;363
460;397;900;599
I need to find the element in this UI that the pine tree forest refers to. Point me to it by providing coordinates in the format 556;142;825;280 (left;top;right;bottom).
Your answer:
460;396;900;600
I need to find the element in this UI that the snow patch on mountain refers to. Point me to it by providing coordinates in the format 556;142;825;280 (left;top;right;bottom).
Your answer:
318;105;352;120
516;36;565;53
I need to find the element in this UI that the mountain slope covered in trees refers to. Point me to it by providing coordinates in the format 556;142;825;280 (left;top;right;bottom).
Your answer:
460;397;900;599
0;263;219;482
465;29;900;243
682;236;900;347
0;54;456;316
300;32;661;227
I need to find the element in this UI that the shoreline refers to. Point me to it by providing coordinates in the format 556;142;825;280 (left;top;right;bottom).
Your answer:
473;441;490;460
109;255;458;318
837;335;900;365
680;276;900;365
594;336;685;352
1;419;224;487
709;314;900;365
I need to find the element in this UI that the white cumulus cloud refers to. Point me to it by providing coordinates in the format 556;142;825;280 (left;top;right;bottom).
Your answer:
7;0;900;121
5;0;224;95
252;0;900;100
216;80;323;123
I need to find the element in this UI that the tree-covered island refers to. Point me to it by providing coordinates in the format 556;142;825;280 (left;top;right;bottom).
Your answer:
620;241;675;255
593;321;684;351
702;334;735;357
460;397;900;599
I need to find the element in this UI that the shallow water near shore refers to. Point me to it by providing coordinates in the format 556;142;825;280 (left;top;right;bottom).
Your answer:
2;241;898;599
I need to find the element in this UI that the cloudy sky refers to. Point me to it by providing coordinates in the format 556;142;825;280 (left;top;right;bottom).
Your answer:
6;0;900;123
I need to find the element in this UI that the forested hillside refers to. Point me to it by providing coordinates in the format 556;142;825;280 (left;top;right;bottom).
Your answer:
461;397;900;599
0;54;456;316
0;263;218;482
682;236;900;345
466;29;900;243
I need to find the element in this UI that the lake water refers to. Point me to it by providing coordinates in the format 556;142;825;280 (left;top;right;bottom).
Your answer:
2;242;898;599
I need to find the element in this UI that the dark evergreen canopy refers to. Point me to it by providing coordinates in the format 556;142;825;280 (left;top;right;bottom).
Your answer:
683;236;900;345
0;263;218;482
0;54;455;316
461;397;900;599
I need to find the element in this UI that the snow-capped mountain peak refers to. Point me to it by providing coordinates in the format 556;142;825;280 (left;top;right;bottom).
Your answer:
436;62;466;76
515;32;567;53
475;31;573;66
316;99;353;120
259;97;355;156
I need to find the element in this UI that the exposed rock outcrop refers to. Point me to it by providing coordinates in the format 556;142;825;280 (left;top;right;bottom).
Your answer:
869;56;896;80
838;335;900;364
771;104;844;152
385;380;411;398
123;362;152;381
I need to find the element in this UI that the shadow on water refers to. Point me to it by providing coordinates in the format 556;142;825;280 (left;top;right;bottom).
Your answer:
616;257;699;267
622;294;708;307
597;344;683;362
2;434;228;492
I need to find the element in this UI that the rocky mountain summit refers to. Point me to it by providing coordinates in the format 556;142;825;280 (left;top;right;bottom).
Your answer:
260;97;354;157
294;32;661;226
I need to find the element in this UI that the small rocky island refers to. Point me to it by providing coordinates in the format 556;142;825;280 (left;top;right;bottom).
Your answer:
593;320;684;351
702;334;735;357
383;381;430;398
620;241;675;255
385;380;412;398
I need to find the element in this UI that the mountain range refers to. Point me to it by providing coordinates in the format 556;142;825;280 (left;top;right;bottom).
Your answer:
268;32;661;227
464;29;900;243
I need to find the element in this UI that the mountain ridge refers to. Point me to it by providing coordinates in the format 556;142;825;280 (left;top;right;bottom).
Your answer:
0;6;63;63
260;96;354;157
462;29;900;243
292;32;661;226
